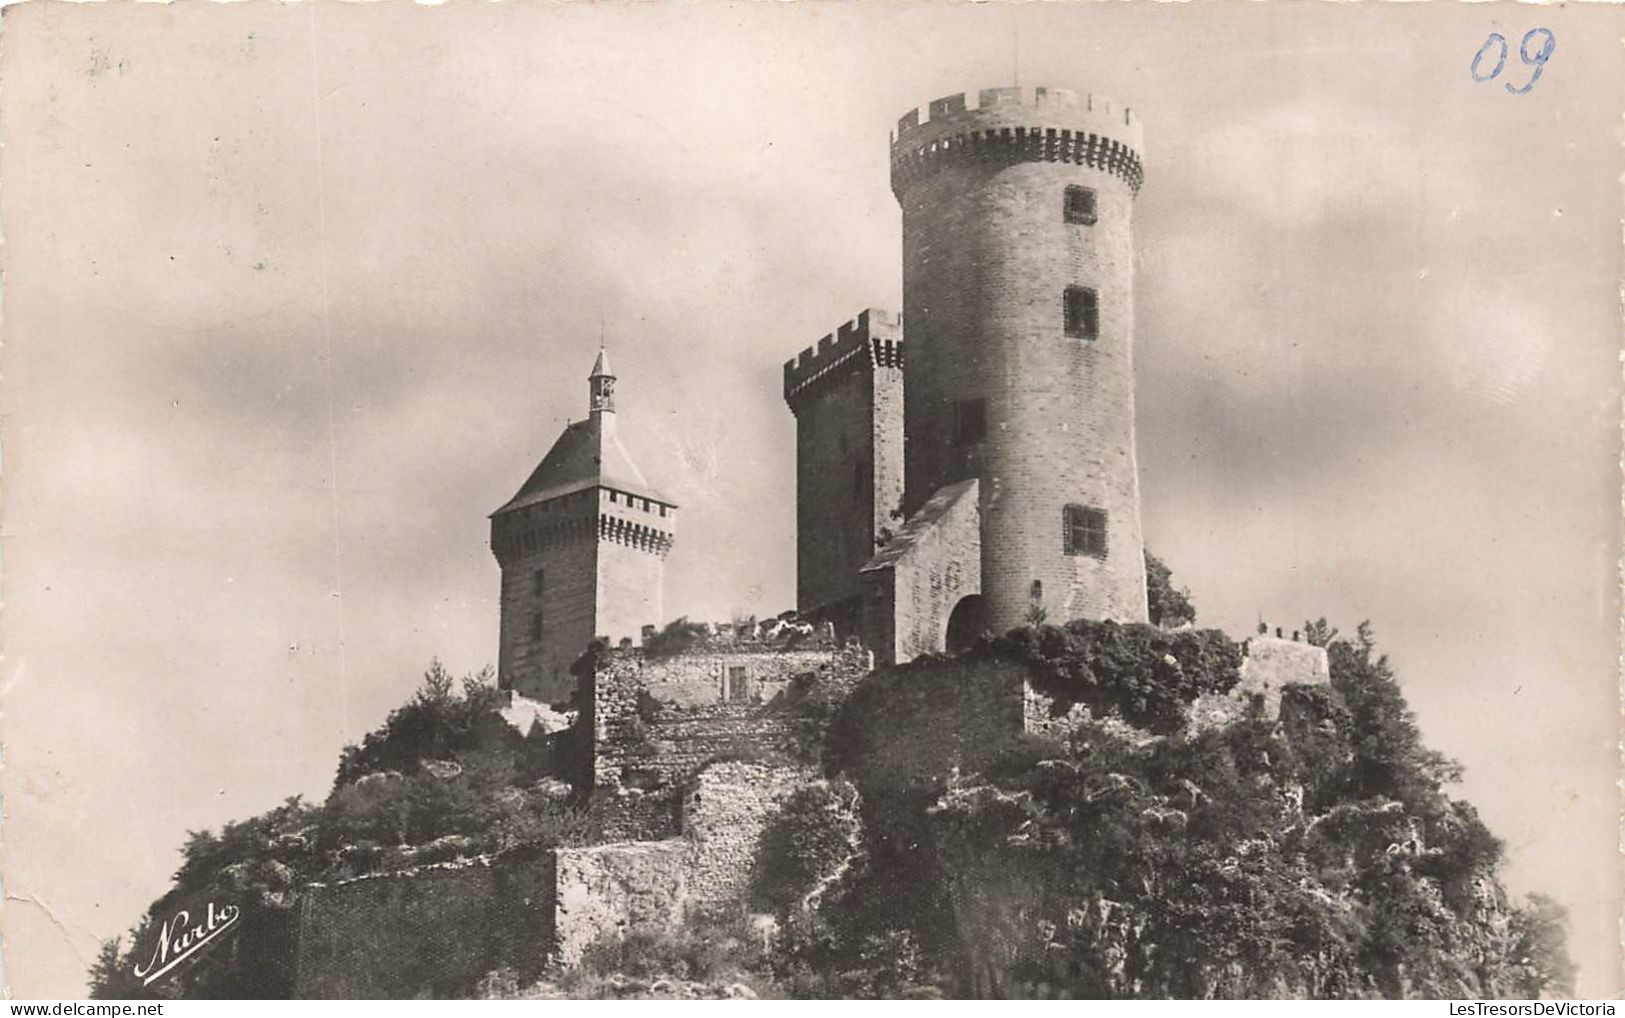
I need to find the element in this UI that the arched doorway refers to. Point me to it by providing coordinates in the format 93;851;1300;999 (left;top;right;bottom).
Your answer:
945;594;988;655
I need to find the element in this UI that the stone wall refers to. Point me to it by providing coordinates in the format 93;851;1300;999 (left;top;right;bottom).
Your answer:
860;479;981;664
839;656;1034;785
1233;636;1331;715
681;760;814;916
586;639;872;793
495;489;599;705
784;308;906;634
1185;636;1332;733
292;847;556;999
291;840;694;995
640;646;848;707
588;787;683;843
553;840;690;967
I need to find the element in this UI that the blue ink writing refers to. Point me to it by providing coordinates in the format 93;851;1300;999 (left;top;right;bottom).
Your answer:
1471;29;1555;94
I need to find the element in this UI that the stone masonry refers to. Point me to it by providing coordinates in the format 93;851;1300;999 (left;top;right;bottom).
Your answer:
890;86;1150;635
783;309;906;639
859;479;982;665
680;760;814;917
491;351;676;704
552;841;690;967
585;629;872;795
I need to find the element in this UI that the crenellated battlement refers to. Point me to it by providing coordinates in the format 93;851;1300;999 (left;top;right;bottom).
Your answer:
597;514;675;557
891;85;1145;195
783;307;904;409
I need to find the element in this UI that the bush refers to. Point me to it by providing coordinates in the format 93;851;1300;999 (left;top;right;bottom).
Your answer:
643;617;711;657
754;780;863;914
559;914;779;997
985;619;1243;734
809;620;1571;999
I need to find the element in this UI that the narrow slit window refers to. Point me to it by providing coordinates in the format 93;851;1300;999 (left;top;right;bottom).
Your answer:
1065;287;1099;340
1064;185;1097;225
1063;504;1108;558
533;568;546;595
954;398;987;445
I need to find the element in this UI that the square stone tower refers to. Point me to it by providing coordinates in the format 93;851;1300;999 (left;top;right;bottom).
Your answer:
783;309;905;637
490;349;675;704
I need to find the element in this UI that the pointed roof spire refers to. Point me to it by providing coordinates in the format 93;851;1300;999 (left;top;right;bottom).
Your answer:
588;344;616;417
492;348;671;517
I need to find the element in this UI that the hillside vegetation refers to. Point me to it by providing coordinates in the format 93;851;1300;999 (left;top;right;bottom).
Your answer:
91;558;1572;999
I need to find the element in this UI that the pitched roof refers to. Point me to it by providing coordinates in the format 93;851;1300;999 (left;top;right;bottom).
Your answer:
861;478;979;571
492;413;673;516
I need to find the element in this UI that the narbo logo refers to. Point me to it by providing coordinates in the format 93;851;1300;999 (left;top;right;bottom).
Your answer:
132;901;241;986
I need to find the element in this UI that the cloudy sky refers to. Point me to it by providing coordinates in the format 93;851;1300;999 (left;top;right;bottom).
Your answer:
2;1;1619;998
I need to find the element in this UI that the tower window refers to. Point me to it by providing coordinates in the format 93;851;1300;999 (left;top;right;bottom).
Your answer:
1064;287;1099;340
953;398;987;445
533;568;546;595
1063;505;1108;558
530;610;545;640
1064;185;1097;225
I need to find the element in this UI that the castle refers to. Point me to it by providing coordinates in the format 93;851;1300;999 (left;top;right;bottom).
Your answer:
493;85;1152;703
289;86;1332;997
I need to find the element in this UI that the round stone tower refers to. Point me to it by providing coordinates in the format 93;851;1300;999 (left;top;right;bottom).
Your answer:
890;85;1149;635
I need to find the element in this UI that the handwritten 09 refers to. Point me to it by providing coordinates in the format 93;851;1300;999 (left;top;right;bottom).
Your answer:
1470;29;1556;95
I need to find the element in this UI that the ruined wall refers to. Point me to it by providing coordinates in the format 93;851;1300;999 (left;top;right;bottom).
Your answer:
291;840;695;994
292;848;556;999
1184;636;1332;733
1230;635;1331;716
640;646;850;707
681;760;814;916
588;788;683;843
587;639;872;793
553;841;689;967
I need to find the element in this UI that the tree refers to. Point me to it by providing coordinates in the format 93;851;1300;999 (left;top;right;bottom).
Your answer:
333;660;506;787
1145;550;1196;627
1505;894;1576;997
88;938;148;999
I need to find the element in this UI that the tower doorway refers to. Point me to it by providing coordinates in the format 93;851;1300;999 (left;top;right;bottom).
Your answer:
945;594;988;655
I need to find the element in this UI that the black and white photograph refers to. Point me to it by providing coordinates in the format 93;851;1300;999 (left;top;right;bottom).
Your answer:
1;1;1620;1001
